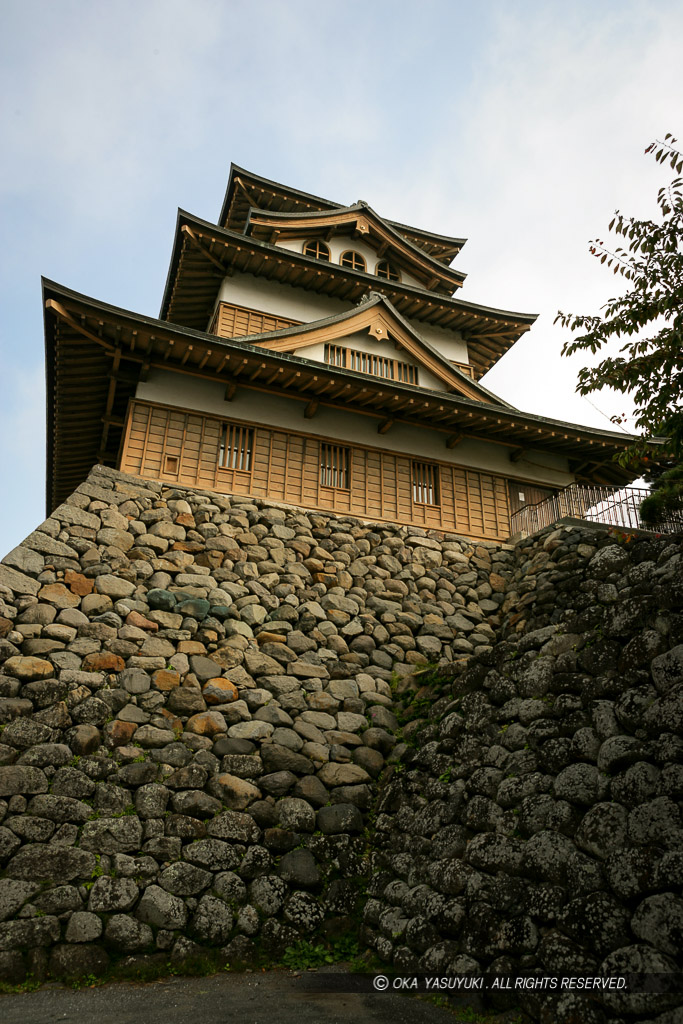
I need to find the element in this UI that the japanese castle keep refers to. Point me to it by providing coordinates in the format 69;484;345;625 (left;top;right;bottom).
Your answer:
44;166;637;540
0;167;680;1009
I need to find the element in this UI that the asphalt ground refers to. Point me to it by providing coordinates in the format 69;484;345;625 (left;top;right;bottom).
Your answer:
0;971;469;1024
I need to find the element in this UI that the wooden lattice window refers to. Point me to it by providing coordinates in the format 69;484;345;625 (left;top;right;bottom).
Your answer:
376;259;400;281
340;250;366;272
303;240;330;261
218;423;254;471
394;361;419;384
412;461;440;506
320;443;350;490
324;343;418;384
350;349;393;378
325;344;346;367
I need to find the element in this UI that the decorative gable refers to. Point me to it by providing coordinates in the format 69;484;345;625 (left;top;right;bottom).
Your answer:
240;293;503;403
244;204;466;294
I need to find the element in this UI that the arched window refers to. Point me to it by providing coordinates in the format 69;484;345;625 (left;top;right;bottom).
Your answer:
340;250;366;272
376;259;400;281
303;240;330;261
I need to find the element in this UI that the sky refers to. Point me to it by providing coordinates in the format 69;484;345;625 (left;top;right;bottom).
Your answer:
1;0;681;554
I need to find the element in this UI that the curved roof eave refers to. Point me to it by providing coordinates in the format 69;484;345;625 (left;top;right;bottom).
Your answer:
212;289;514;408
219;164;468;258
244;203;467;288
219;163;340;228
160;208;537;331
46;276;648;451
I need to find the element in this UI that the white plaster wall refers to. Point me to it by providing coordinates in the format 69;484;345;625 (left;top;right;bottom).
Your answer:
409;321;469;363
274;236;422;288
218;274;351;325
135;369;573;487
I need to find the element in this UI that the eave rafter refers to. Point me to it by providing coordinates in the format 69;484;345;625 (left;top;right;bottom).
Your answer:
161;214;537;379
245;205;465;293
181;225;230;273
247;298;487;402
45;281;648;512
219;166;467;265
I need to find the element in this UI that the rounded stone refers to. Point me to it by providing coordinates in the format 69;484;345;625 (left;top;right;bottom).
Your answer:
278;848;320;887
631;893;683;957
316;803;363;834
0;766;49;797
553;763;609;805
600;944;680;1015
95;575;135;599
651;645;683;694
68;725;101;755
136;884;187;929
177;599;211;620
104;914;153;952
283;891;324;932
88;877;139;913
248;875;287;916
597;735;644;773
275;797;315;832
159;862;212;896
185;711;227;737
228;721;273;742
317;762;370;787
211;773;261;810
2;657;54;682
576;802;628;860
203;678;239;704
65;913;104;942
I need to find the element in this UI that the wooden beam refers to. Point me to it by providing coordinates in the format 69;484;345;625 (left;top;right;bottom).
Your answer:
99;349;121;453
358;390;383;407
45;299;115;352
249;362;267;381
107;369;139;387
224;383;237;401
265;366;285;386
445;432;464;449
377;418;394;434
304;399;319;419
181;225;228;273
510;448;526;463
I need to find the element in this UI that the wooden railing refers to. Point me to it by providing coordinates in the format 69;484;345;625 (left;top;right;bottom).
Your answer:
324;343;419;384
510;483;682;537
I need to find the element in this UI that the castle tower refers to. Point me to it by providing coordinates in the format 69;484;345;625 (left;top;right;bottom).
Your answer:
44;167;639;541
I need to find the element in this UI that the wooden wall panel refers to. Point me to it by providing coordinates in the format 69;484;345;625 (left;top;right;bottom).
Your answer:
210;302;299;339
285;434;306;507
251;432;273;498
440;469;456;532
120;400;513;541
380;453;398;522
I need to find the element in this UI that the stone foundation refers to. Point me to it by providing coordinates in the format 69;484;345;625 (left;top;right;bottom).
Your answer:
0;466;681;1022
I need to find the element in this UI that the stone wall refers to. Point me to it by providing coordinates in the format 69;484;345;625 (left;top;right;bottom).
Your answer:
0;466;680;1023
366;522;683;1024
0;466;508;984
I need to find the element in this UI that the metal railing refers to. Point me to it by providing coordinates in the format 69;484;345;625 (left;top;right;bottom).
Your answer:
510;483;683;537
